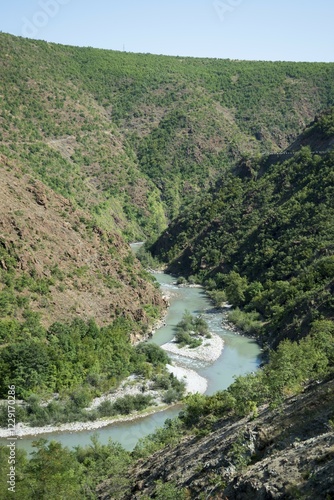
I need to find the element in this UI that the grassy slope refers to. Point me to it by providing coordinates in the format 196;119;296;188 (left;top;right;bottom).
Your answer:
0;34;166;240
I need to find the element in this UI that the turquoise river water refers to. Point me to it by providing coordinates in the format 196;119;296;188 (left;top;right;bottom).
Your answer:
3;245;261;455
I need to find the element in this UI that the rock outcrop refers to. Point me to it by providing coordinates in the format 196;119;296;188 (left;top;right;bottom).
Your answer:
97;377;334;499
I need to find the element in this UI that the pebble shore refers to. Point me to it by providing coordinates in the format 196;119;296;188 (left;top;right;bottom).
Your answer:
161;331;224;363
166;364;208;394
0;406;173;439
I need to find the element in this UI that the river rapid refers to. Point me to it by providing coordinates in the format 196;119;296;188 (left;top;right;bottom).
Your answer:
2;247;261;455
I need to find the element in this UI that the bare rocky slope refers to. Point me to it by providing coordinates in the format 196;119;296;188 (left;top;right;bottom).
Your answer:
97;377;334;499
0;156;164;336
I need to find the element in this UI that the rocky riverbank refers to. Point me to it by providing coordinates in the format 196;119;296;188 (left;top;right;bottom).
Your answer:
0;275;246;442
0;363;209;439
0;406;174;439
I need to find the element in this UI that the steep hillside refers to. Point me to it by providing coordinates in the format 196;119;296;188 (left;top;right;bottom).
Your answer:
151;109;334;346
1;33;334;230
0;34;166;240
261;106;334;169
0;153;168;407
285;106;334;154
0;156;163;331
115;377;334;500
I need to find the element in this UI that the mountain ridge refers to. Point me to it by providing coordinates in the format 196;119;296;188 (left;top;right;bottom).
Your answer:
1;32;334;236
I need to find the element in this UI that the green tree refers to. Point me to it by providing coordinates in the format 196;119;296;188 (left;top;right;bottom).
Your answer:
224;271;248;307
24;440;83;499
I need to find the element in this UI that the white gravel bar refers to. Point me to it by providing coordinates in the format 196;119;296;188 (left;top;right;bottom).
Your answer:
166;364;208;394
0;406;174;439
161;331;224;363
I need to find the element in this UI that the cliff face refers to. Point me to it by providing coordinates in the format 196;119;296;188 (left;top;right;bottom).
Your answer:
0;158;164;331
97;377;334;499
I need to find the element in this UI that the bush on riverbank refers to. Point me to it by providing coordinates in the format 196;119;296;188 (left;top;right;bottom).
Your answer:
0;391;154;427
207;290;227;307
0;396;98;428
153;372;186;403
102;394;154;416
0;369;187;428
0;315;183;427
135;343;170;366
227;308;263;335
136;244;161;270
175;311;211;348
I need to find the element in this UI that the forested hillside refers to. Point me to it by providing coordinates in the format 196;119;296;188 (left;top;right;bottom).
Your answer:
0;157;168;406
104;109;334;499
151;108;334;347
1;33;334;234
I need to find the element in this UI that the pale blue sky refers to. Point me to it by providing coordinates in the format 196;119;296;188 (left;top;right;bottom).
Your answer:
1;0;333;62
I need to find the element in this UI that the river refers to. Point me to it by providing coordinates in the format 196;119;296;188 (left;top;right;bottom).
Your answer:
4;247;261;455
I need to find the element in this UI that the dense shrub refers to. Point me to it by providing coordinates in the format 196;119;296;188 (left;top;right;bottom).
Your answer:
227;308;263;335
174;311;210;348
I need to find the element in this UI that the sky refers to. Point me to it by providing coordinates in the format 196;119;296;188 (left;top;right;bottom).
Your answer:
1;0;333;62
